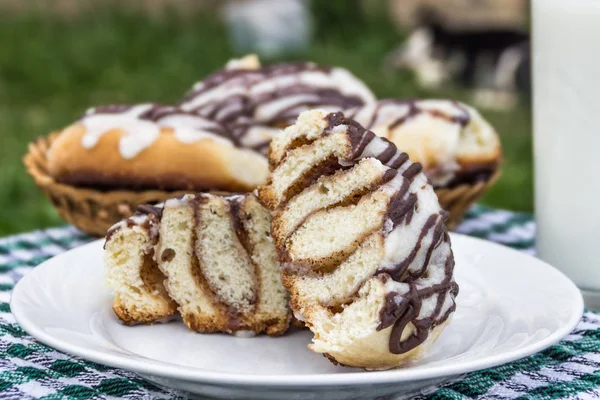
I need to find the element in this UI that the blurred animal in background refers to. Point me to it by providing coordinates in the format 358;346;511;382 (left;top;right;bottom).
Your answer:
224;0;310;56
386;0;530;110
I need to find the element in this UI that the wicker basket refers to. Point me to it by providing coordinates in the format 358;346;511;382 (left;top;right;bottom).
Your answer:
23;134;190;237
24;133;499;236
435;170;501;231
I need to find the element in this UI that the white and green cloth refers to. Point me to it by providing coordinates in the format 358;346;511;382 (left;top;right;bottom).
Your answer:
0;206;595;400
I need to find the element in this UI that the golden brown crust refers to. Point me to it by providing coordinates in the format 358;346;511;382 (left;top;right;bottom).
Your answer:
290;317;306;329
47;124;268;192
112;296;177;326
24;133;217;236
256;185;280;211
181;313;289;336
105;224;179;325
112;302;142;326
456;151;502;170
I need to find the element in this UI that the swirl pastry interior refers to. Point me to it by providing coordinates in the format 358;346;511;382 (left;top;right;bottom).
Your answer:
258;110;458;369
104;193;290;336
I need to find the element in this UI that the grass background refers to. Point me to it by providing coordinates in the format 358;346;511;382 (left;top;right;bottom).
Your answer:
0;2;532;236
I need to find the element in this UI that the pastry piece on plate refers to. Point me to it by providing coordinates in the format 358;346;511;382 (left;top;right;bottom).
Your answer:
346;99;501;228
104;192;291;336
104;204;177;325
258;110;458;369
47;104;268;192
179;55;376;153
156;192;290;336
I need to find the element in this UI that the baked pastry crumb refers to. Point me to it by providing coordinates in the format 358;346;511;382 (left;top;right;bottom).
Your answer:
104;193;291;336
258;109;458;369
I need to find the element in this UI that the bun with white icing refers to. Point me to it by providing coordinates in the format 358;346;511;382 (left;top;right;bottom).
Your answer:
47;104;269;192
258;110;458;369
346;99;501;188
104;192;291;336
179;55;375;153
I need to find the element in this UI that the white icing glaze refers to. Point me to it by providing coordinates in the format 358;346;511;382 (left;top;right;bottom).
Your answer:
241;125;281;148
337;124;453;297
381;172;442;271
164;194;196;208
79;107;233;159
254;93;322;121
330;67;376;104
225;54;261;70
180;62;376;130
157;114;232;146
183;84;250;113
81;104;157;156
360;136;393;159
380;169;408;195
383;239;453;323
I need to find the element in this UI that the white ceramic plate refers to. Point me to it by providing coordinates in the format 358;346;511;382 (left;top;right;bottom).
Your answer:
11;233;583;400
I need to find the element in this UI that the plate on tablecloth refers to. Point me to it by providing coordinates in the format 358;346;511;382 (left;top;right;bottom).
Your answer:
11;233;583;400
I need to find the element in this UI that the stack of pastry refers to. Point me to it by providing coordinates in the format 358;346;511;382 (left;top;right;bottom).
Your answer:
25;55;377;236
104;192;291;336
25;54;500;236
105;110;459;370
179;54;376;153
258;110;458;369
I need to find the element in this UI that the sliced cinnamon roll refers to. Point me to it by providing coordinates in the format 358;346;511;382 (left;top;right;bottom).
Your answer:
104;206;177;325
258;110;458;369
104;193;290;336
156;193;290;336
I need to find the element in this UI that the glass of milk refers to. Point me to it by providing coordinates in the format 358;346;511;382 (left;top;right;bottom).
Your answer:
533;0;600;308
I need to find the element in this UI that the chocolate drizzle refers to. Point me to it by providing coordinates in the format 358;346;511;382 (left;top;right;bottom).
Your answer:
269;110;458;356
180;63;374;152
378;251;458;354
442;163;498;189
347;99;473;130
346;99;495;187
323;112;418;176
373;207;456;354
83;104;239;146
104;202;164;245
136;204;163;219
349;111;455;353
388;153;410;170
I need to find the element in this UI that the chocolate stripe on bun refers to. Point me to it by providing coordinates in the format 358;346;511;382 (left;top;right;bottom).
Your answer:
179;57;375;152
258;109;458;370
346;99;501;188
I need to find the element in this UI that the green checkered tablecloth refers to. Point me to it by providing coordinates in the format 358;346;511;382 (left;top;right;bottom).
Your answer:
0;205;596;400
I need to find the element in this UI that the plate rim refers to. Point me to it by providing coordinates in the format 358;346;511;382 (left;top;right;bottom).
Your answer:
11;233;584;387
